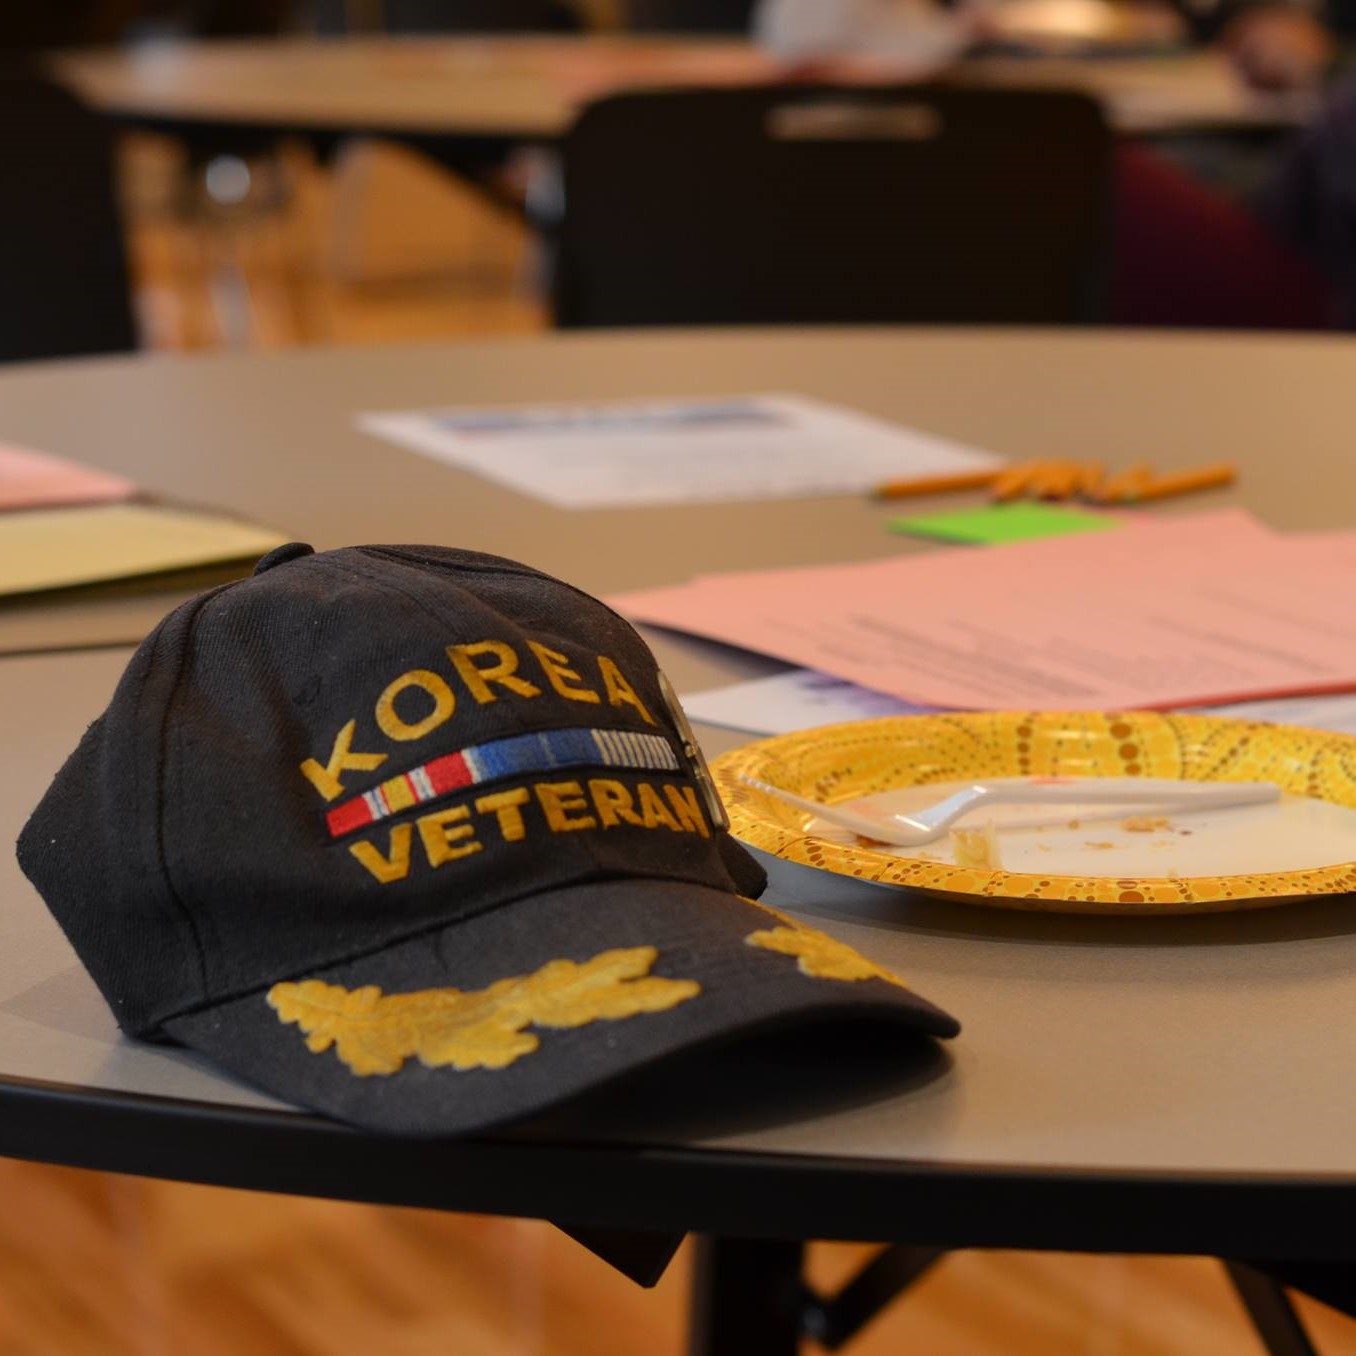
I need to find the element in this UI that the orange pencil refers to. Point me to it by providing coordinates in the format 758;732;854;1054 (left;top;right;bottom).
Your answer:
1092;462;1154;504
990;459;1046;501
1124;462;1237;503
872;468;1001;500
1073;461;1106;498
1032;460;1085;500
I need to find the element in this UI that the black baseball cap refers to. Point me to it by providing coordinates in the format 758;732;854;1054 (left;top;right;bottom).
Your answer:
18;543;958;1137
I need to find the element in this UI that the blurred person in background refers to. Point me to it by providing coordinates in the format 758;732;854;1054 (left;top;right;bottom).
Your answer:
1215;3;1333;90
752;0;1338;90
1259;82;1356;323
752;0;1340;327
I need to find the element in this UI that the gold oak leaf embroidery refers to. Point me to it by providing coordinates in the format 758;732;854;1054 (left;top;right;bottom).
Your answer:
745;924;906;988
266;946;700;1077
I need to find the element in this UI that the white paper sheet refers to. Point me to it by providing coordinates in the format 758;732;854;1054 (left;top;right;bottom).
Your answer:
682;668;1356;738
682;669;937;733
1198;692;1356;736
358;393;1003;509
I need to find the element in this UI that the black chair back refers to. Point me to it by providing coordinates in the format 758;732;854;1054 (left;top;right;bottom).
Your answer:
183;0;298;36
0;67;136;362
626;0;758;31
311;0;579;32
554;84;1112;327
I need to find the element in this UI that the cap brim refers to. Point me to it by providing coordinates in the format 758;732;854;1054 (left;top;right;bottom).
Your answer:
165;880;958;1138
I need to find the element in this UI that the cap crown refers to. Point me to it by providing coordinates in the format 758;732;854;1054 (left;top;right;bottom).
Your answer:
19;547;747;1034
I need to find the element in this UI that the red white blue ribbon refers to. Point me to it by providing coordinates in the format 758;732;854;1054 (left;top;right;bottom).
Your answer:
326;726;679;839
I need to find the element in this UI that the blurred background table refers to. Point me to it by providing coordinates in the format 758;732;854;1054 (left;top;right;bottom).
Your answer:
53;33;1318;142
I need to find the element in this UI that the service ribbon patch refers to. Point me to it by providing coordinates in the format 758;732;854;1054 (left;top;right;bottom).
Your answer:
267;946;699;1076
326;726;679;838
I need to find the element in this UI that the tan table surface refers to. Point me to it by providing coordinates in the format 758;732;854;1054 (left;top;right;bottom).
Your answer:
1;328;1356;1204
51;34;1315;139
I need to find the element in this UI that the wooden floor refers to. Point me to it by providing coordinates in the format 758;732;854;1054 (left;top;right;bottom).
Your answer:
120;135;547;352
3;1158;1355;1355
4;137;1352;1355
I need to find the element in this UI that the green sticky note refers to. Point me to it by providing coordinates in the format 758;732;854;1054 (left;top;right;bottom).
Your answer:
890;501;1120;545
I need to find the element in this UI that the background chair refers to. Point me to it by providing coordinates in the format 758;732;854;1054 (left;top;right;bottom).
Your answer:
552;84;1112;328
0;66;136;362
309;0;579;33
306;0;582;205
624;0;758;31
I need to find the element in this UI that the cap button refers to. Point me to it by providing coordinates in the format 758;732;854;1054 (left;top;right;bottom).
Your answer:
254;542;315;575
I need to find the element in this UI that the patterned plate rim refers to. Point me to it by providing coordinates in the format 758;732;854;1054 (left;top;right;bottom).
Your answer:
711;711;1356;914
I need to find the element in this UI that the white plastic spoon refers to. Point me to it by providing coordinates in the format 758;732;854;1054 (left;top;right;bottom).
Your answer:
737;774;1282;848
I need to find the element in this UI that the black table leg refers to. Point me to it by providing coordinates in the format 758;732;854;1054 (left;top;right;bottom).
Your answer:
687;1236;806;1356
1223;1262;1321;1356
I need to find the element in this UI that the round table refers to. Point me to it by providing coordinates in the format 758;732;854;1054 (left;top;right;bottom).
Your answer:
51;34;1317;141
2;329;1355;1351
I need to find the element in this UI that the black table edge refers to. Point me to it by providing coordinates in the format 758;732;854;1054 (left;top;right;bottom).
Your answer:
1;1072;1352;1262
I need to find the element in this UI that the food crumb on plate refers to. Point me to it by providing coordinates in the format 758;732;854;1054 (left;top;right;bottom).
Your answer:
1122;815;1172;832
952;821;1001;869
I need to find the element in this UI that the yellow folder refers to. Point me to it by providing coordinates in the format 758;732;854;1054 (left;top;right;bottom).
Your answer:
0;503;287;599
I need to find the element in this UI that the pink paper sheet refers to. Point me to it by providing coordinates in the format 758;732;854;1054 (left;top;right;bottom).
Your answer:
0;442;135;512
613;510;1356;711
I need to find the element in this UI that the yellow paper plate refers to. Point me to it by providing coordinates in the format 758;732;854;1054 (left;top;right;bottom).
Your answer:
712;711;1356;914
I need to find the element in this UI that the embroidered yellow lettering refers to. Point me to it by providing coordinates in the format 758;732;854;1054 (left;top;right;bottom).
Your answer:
588;778;644;828
301;719;388;802
637;783;681;832
475;787;531;842
417;805;481;867
597;655;655;724
663;784;710;838
375;669;455;742
529;642;601;704
448;641;542;704
536;780;598;832
350;824;413;884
